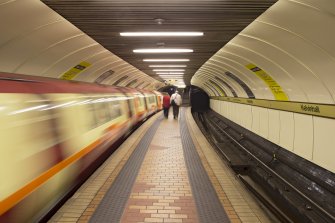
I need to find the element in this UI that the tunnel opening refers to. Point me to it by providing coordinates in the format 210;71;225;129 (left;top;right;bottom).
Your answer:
190;85;209;112
158;85;177;96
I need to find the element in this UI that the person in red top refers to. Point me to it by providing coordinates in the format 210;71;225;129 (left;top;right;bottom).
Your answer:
162;93;171;118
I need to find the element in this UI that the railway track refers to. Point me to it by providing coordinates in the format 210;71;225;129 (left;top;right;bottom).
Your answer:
193;110;335;223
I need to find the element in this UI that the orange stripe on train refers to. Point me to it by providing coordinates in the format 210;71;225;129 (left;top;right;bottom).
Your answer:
0;120;128;215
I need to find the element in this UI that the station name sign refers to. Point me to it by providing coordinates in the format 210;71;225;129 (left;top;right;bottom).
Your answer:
300;104;320;113
210;96;334;119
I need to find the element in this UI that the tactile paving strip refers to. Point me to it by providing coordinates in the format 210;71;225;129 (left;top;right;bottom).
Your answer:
180;108;231;223
89;117;163;223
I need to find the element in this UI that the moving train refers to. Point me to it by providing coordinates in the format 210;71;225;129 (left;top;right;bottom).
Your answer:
0;72;163;223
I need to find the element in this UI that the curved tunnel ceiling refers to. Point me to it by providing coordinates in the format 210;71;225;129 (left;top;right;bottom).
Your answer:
189;0;335;172
41;0;277;86
2;0;333;98
0;0;164;90
192;0;335;104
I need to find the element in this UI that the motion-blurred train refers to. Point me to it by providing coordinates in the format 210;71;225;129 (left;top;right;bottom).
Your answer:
0;72;164;223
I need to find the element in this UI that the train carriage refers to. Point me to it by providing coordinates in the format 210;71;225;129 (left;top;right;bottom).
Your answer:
138;90;159;116
153;90;164;111
0;73;162;223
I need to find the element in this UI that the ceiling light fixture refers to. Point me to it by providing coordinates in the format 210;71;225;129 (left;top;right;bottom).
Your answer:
159;76;184;78
149;65;187;68
156;72;184;75
120;32;203;37
153;69;184;72
159;74;184;77
176;84;186;88
161;77;184;80
154;18;165;25
143;59;190;62
133;49;193;53
164;77;184;79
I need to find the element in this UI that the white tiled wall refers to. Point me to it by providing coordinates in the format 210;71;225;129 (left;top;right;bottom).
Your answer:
313;117;335;172
227;102;234;120
209;99;335;173
293;113;313;160
259;108;269;139
251;106;261;135
219;101;225;117
232;103;239;125
268;109;280;144
236;103;251;128
244;105;253;131
279;111;294;151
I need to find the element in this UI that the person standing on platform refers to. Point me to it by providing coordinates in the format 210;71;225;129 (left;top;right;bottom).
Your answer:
170;90;182;119
162;93;171;118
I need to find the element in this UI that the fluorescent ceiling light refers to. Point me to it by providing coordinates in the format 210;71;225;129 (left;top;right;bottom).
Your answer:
157;74;184;76
163;77;184;79
133;49;193;53
153;69;184;72
159;76;184;78
165;77;184;79
149;65;187;68
161;77;184;79
120;32;203;37
176;85;186;88
156;72;184;75
143;59;189;62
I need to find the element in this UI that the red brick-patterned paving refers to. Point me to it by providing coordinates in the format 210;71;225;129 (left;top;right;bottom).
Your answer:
121;119;199;223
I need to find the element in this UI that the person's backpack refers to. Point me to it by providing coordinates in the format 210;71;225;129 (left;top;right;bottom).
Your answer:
171;99;176;106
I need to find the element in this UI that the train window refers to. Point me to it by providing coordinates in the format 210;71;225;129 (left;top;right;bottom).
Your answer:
138;96;144;106
126;96;135;117
108;98;122;120
92;98;111;126
13;101;57;149
0;95;60;189
42;95;98;134
148;96;156;104
84;97;98;129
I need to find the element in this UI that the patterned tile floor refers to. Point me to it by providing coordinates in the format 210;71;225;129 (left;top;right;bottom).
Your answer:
120;113;199;223
48;108;276;223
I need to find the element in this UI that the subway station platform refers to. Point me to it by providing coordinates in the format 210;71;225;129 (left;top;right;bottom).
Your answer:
48;107;276;223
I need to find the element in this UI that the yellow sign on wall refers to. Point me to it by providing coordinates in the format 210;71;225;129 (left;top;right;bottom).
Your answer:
246;64;288;101
60;61;91;80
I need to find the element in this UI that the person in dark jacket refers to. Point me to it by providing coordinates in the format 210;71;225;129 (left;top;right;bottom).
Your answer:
162;93;171;118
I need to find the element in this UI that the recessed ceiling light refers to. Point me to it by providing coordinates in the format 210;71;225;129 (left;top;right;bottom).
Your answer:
133;49;193;53
143;59;190;62
154;18;165;25
120;32;203;37
149;65;187;68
